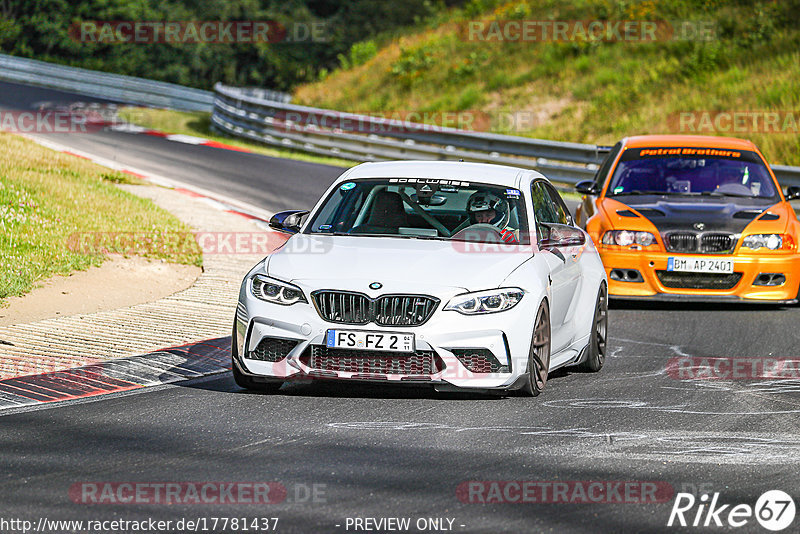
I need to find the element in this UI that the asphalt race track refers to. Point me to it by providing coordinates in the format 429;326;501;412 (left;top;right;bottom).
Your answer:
0;81;344;213
1;81;799;532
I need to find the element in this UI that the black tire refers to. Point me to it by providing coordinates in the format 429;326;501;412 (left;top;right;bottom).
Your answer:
231;323;282;393
577;283;608;372
520;300;551;397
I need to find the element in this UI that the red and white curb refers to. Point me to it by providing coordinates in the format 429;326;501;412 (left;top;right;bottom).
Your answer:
0;338;231;411
0;134;275;410
22;133;273;226
110;123;256;153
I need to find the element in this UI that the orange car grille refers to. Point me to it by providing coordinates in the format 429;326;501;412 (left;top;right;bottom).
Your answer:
664;232;736;254
656;271;743;290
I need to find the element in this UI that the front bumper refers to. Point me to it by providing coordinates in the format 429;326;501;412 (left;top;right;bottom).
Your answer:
600;248;800;302
235;289;547;390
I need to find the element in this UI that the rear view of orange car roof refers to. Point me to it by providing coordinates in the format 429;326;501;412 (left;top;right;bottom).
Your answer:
623;134;758;151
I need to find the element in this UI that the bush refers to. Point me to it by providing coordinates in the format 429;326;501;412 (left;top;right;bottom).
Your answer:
391;46;436;85
338;40;379;70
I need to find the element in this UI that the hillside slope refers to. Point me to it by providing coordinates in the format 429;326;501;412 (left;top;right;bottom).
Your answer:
294;0;800;166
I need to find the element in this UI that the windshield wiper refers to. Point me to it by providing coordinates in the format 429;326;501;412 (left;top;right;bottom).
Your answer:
318;232;447;240
611;190;666;196
614;190;757;198
701;191;753;198
386;234;448;241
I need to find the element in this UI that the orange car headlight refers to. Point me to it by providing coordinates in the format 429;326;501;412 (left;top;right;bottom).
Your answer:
742;234;795;251
601;230;656;247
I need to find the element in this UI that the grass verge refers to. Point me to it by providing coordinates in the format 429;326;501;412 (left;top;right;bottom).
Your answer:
0;132;202;304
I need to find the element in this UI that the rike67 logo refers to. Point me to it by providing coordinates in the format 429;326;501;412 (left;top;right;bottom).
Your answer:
668;490;795;531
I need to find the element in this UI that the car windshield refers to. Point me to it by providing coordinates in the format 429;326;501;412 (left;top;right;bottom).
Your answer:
306;179;530;244
607;147;778;199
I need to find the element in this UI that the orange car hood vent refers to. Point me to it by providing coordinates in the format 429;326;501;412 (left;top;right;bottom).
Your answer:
616;208;665;218
733;209;765;220
635;208;666;218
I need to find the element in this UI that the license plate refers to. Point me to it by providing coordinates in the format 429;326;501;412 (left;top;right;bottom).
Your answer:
326;330;415;352
667;257;734;274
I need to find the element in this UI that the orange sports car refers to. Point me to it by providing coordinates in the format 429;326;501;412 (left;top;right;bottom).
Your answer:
575;135;800;303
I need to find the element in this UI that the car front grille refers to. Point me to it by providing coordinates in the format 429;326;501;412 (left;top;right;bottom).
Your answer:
450;348;505;373
312;291;438;326
656;271;743;290
249;337;299;362
300;345;443;375
313;291;372;324
664;232;698;253
699;233;736;253
663;232;736;254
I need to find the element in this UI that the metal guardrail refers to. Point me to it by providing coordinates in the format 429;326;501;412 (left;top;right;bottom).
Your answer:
0;53;286;112
212;83;800;188
212;83;603;184
771;165;800;187
2;53;793;187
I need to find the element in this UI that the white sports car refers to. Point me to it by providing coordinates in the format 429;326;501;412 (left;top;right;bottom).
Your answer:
233;161;608;396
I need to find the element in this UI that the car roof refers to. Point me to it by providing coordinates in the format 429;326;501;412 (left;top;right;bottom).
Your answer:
622;135;758;151
340;161;546;188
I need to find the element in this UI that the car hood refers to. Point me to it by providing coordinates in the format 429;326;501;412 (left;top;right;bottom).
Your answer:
601;195;788;234
265;234;532;293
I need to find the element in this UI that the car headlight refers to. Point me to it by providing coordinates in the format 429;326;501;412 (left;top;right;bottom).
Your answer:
251;275;307;305
444;288;524;315
601;230;656;247
742;234;784;250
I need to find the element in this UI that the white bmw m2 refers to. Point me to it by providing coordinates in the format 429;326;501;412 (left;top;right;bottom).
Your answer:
233;161;607;396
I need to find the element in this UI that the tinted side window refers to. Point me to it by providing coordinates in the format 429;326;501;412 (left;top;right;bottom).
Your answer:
543;183;571;225
530;182;559;224
593;141;623;190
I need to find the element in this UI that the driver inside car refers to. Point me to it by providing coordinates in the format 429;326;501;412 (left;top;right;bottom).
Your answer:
466;191;519;243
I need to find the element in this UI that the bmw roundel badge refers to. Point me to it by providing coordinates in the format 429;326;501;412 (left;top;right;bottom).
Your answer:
369;282;383;290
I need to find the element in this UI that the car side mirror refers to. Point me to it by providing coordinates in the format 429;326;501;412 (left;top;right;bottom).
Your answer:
269;210;309;234
539;223;586;249
785;186;800;201
575;180;598;195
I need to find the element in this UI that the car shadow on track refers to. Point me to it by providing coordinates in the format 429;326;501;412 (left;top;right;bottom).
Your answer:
178;366;575;401
609;299;790;312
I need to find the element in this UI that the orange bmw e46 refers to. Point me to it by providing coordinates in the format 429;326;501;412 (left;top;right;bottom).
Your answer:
575;135;800;303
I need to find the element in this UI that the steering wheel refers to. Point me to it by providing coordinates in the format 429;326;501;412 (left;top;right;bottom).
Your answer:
451;223;504;242
716;183;752;196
